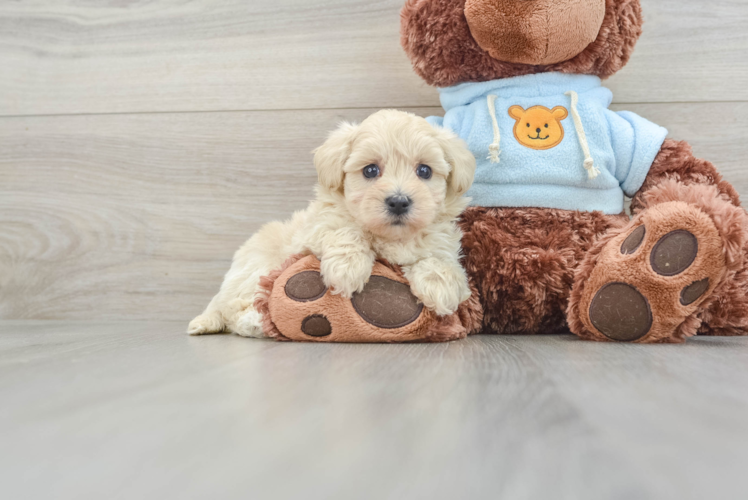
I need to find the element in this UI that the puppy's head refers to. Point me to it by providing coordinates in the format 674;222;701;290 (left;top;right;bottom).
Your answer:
314;110;475;240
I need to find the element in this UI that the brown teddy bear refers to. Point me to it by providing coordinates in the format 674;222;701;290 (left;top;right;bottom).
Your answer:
400;0;748;343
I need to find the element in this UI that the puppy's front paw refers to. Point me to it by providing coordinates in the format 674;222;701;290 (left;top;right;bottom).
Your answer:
320;252;374;298
407;259;471;316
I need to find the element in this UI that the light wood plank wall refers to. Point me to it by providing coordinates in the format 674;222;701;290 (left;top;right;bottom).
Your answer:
1;0;747;321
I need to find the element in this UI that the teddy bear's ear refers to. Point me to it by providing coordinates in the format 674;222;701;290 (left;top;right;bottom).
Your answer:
313;122;360;191
401;0;644;86
508;105;525;121
434;127;477;197
551;106;569;121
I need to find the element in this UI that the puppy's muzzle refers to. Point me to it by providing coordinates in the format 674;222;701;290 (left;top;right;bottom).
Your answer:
386;195;412;216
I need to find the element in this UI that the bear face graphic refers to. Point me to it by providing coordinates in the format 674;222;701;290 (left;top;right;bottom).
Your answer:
508;105;569;150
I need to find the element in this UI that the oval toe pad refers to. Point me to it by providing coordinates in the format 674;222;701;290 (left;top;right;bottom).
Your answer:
352;276;423;329
589;282;653;342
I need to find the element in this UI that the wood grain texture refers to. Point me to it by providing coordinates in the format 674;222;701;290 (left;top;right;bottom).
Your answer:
1;321;747;500
1;0;747;117
2;103;747;321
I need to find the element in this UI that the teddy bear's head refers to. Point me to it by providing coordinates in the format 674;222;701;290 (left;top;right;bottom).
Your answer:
401;0;643;87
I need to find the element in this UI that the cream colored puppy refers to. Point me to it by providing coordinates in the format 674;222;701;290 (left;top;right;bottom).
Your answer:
188;110;476;338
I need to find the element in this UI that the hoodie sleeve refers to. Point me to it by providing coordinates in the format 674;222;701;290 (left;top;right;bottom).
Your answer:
605;110;669;197
427;106;467;136
426;115;444;128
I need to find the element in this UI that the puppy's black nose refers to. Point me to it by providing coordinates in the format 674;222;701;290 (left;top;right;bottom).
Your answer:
536;128;542;133
386;195;411;216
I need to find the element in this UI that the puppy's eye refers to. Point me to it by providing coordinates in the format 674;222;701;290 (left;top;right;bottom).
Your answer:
363;164;380;179
545;124;549;128
416;164;432;180
526;123;530;128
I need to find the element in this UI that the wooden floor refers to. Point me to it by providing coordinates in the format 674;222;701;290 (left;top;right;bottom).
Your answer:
2;1;748;498
1;321;747;499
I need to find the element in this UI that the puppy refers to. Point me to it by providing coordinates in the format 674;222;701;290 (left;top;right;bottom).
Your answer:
188;109;476;338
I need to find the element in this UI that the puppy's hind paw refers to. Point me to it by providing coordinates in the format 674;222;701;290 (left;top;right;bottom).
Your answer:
234;310;266;338
187;312;225;335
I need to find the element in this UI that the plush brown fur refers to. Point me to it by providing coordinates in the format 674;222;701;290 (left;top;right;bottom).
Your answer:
698;255;748;337
255;254;483;343
464;0;606;66
459;207;628;335
400;0;643;87
400;0;748;343
630;139;742;214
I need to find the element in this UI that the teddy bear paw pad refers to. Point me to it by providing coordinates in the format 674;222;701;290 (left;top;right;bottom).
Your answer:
285;271;327;302
589;282;653;342
649;230;698;276
352;276;423;328
301;314;332;337
580;202;726;343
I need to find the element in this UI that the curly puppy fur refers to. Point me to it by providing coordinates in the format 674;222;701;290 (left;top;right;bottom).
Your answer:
401;0;643;87
188;110;476;338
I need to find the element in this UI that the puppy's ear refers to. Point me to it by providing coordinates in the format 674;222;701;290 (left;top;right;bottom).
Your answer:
313;122;360;191
435;128;476;197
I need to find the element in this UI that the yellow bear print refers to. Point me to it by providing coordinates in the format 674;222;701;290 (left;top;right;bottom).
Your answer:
508;105;569;150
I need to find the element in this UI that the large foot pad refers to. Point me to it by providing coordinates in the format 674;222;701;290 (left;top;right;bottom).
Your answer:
254;255;481;343
578;202;726;343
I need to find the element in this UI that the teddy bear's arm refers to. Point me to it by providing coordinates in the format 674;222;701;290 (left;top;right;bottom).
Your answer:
629;139;741;215
603;109;668;197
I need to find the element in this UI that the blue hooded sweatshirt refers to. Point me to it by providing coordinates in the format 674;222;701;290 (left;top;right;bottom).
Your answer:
427;72;668;214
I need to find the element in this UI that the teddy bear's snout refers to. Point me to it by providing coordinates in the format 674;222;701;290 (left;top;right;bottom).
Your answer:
464;0;606;66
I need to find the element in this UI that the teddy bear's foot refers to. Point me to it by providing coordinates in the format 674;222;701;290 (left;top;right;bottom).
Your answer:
569;202;728;343
254;255;482;343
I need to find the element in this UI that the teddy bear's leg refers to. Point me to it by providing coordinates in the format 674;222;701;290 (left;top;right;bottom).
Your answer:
255;255;480;342
569;140;748;343
459;207;628;335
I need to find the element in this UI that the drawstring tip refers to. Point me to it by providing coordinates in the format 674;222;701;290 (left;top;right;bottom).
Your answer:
487;145;500;164
584;158;600;180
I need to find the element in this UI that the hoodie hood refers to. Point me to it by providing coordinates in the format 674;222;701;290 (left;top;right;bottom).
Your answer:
437;73;606;111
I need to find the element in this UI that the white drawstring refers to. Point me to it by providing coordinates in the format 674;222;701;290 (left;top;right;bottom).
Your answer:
565;90;600;180
486;94;501;164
